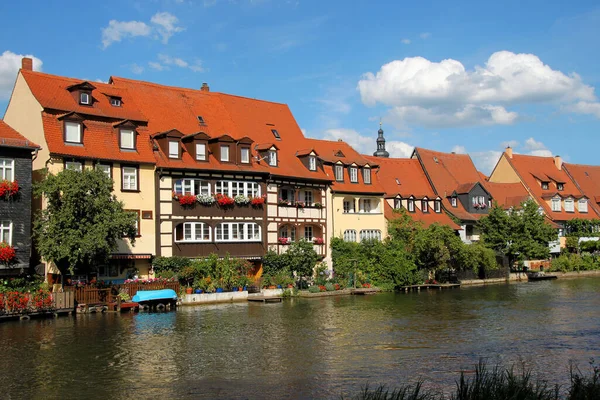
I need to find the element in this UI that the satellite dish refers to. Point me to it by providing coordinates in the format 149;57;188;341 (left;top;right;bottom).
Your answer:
34;264;46;276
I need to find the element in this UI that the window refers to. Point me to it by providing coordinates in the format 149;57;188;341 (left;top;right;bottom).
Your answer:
304;226;313;241
279;225;296;242
349;167;358;183
343;199;355;213
110;97;121;107
174;179;211;196
451;197;457;207
0;220;12;245
551;197;561;212
271;129;280;139
79;92;90;105
394;198;402;209
360;230;381;241
65;121;82;144
65;160;83;171
120;129;135;150
579;199;588;213
168;141;179;158
472;196;485;207
557;183;564;191
196;143;206;161
216;222;261;242
215;180;260;197
343;229;357;242
241;147;250;164
0;158;14;181
335;165;344;181
422;200;429;213
542;182;549;190
565;198;575;212
95;163;111;178
220;145;229;162
302;190;313;205
268;150;277;166
309;156;316;171
435;200;441;213
197;116;205;125
279;188;295;204
363;168;371;184
122;166;138;191
360;199;372;213
408;199;415;212
177;222;211;242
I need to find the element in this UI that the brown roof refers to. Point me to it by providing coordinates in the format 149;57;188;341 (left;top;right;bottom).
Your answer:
363;156;435;198
0;120;40;149
563;162;600;215
384;202;462;230
484;182;530;209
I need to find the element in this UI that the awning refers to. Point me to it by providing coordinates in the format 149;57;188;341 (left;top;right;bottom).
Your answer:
110;254;152;260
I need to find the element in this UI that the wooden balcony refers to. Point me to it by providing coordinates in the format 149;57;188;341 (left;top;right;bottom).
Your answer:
172;200;265;218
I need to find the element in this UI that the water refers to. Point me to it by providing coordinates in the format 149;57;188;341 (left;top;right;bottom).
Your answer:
1;278;599;399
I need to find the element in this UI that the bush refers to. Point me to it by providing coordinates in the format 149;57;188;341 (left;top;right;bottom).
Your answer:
549;253;600;272
325;282;335;291
308;285;320;293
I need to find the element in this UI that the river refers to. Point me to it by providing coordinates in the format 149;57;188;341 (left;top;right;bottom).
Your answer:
1;278;599;399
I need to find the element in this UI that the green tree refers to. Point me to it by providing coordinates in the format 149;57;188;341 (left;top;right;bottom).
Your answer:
285;239;319;278
33;168;138;277
478;202;512;255
413;224;463;273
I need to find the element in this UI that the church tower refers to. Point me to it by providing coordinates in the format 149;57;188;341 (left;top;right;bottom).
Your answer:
373;122;389;158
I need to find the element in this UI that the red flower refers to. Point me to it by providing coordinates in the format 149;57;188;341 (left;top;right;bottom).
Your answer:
251;196;265;206
313;237;324;245
178;194;196;206
0;180;18;199
318;285;327;292
215;194;234;206
0;242;16;264
278;237;290;245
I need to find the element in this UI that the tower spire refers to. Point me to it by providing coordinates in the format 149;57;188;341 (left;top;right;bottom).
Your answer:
373;121;389;158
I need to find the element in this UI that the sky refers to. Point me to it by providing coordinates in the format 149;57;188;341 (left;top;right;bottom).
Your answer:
1;0;599;173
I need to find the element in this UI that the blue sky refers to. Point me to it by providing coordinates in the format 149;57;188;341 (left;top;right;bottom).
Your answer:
1;0;599;173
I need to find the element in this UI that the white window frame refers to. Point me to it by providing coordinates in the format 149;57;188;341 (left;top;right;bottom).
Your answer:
542;182;549;190
215;180;261;197
557;183;564;191
196;143;207;161
551;197;561;212
360;198;372;213
215;222;261;242
177;222;211;243
174;179;211;196
168;141;179;158
279;188;294;203
578;199;588;213
122;166;138;191
65;121;82;144
302;190;313;205
0;220;12;245
110;97;121;107
0;158;15;181
268;150;277;166
422;199;429;213
80;92;90;105
304;226;313;241
349;167;358;183
309;156;316;171
65;161;83;171
241;147;250;164
220;145;229;162
565;198;575;213
451;197;457;207
343;229;357;242
360;229;381;241
343;199;355;213
394;198;402;209
120;129;135;150
363;168;371;184
95;163;111;178
408;199;415;212
435;200;441;213
279;225;296;242
335;164;344;181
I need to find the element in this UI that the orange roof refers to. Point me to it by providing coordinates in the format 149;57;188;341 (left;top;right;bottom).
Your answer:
505;154;600;221
563;162;600;215
305;139;384;194
384;201;461;230
484;182;530;210
363;156;435;198
0;120;39;149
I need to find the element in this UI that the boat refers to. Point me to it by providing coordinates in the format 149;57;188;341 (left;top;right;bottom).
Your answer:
527;272;558;281
132;289;178;310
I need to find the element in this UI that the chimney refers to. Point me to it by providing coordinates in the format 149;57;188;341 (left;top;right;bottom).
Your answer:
200;82;210;92
554;155;562;170
21;57;33;71
505;146;513;159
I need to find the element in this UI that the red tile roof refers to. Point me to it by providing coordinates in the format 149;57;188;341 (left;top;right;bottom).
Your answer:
384;201;461;230
484;182;530;209
305;139;385;194
363;156;435;198
504;154;600;221
563;162;600;215
0;120;39;149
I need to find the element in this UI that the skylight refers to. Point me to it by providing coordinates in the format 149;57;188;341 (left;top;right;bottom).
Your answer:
197;116;205;124
395;178;401;185
271;129;281;140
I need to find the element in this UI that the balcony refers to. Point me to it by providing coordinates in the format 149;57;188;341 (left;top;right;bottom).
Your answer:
172;199;264;218
277;203;324;219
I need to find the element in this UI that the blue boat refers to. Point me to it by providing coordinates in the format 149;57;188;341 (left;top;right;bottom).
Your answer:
132;289;178;310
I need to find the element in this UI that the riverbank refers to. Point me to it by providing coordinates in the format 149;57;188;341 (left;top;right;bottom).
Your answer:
459;269;600;286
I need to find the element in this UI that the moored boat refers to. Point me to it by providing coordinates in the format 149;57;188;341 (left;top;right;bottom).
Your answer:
527;272;558;281
132;289;178;310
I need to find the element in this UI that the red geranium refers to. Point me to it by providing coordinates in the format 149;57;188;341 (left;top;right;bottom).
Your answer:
0;180;18;199
0;242;16;264
313;237;324;245
251;196;265;206
278;237;291;245
178;194;196;206
215;193;234;207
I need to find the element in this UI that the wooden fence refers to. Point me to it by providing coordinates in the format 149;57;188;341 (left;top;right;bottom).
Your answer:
65;282;180;305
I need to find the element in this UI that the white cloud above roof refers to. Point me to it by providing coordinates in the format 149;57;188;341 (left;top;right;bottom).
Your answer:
0;51;42;100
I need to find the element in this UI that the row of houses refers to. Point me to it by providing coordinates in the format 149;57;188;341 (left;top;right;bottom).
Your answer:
1;57;599;282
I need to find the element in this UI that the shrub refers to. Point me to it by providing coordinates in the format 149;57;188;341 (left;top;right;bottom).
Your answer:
308;285;320;293
325;282;335;291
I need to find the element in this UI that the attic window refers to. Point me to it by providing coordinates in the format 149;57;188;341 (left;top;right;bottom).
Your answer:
335;150;345;158
110;97;121;107
197;116;205;125
395;178;400;185
271;129;281;140
435;200;441;213
309;155;316;171
541;182;549;190
268;150;277;166
557;183;564;191
79;92;91;105
433;156;439;163
451;197;457;207
168;141;179;159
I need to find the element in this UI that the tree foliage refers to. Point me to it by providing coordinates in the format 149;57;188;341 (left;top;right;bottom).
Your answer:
284;239;319;278
33;168;138;276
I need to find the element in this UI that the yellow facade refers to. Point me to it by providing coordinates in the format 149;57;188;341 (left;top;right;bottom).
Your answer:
488;154;521;184
327;191;387;242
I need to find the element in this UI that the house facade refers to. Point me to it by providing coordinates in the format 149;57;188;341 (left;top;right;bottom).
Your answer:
4;59;157;282
0;120;39;275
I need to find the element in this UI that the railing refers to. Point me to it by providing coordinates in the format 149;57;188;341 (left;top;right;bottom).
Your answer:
65;282;180;305
72;288;113;305
118;282;180;298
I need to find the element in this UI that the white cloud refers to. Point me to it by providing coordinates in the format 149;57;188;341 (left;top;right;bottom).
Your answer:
420;32;431;39
358;51;597;128
130;63;144;74
523;137;552;156
148;61;166;71
471;150;502;174
501;140;519;149
101;20;151;49
562;101;600;118
317;128;414;158
387;141;414;158
401;39;411;45
95;78;108;83
0;51;42;100
150;12;185;44
151;54;204;72
451;145;467;154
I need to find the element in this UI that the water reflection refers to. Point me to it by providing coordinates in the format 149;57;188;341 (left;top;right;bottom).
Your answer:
0;278;599;399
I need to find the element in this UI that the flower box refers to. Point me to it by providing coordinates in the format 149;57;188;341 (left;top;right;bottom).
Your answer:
215;194;235;207
178;194;196;206
278;237;291;245
251;196;266;206
313;237;324;245
0;242;16;264
0;180;19;199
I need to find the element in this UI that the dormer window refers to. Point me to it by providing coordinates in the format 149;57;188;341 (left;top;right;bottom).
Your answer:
349;167;358;183
110;97;121;107
197;116;205;125
565;198;575;212
422;199;429;213
579;198;588;213
268;150;277;166
551;197;561;212
451;197;457;207
557;183;564;191
435;200;441;213
196;143;206;161
120;129;135;150
168;141;179;159
271;129;281;140
394;198;402;209
335;165;344;181
363;167;371;184
407;198;415;212
64;121;82;144
541;182;549;190
309;155;316;171
241;147;250;164
220;145;230;162
79;92;91;105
